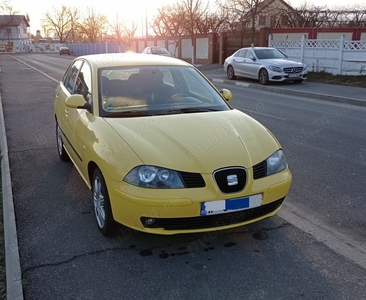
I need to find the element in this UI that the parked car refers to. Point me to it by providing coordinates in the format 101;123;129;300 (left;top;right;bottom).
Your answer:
54;53;292;236
142;46;174;57
59;46;70;55
224;47;307;85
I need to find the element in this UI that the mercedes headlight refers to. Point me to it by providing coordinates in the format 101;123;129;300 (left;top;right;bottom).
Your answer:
266;150;288;176
268;65;282;72
124;165;184;188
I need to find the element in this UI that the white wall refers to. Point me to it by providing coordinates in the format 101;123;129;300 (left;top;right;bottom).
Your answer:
270;35;366;75
196;37;209;59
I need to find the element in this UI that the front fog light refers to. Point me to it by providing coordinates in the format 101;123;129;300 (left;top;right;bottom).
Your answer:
142;217;160;228
145;218;155;226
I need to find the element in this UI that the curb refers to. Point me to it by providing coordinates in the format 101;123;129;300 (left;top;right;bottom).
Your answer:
207;77;366;107
0;94;24;300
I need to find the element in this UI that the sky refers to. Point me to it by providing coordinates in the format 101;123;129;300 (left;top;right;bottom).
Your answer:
11;0;366;36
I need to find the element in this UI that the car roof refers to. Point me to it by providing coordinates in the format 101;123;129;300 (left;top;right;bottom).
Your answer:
240;47;275;50
146;46;167;49
76;52;189;68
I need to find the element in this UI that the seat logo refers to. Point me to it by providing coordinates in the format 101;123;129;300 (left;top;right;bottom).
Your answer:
227;174;238;186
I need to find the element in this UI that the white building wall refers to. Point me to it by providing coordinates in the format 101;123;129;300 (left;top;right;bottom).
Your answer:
181;38;192;59
167;40;179;57
316;32;353;40
272;33;308;40
196;37;208;59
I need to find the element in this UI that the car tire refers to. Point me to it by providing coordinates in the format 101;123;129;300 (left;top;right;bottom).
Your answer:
92;168;117;236
227;65;236;80
259;69;269;85
56;122;69;161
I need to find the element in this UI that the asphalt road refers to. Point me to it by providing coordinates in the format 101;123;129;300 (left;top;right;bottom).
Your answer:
1;54;366;300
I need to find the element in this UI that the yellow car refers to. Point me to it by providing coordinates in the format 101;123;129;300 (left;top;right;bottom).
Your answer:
54;53;292;236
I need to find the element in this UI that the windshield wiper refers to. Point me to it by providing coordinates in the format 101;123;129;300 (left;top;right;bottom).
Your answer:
104;110;154;118
160;108;220;115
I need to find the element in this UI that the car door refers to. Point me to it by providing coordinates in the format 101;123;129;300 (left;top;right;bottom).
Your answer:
244;49;260;79
230;49;247;76
67;61;93;178
55;60;84;161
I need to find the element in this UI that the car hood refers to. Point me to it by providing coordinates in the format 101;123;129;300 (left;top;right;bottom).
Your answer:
260;58;304;67
104;110;280;173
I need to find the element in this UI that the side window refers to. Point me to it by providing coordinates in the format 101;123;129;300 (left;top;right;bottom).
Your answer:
245;50;253;59
237;50;247;58
75;63;92;102
62;60;83;94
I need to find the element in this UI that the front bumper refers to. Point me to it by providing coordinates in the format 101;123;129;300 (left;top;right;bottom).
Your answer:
107;168;292;235
269;70;308;82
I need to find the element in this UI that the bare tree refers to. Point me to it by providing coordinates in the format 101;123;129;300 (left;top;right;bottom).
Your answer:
76;8;108;43
151;4;187;36
216;0;266;45
0;0;17;14
152;0;226;63
109;18;138;51
281;3;366;28
41;5;80;42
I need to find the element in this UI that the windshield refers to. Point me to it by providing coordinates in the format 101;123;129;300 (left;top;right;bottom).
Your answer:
151;48;170;55
254;48;286;59
98;66;231;117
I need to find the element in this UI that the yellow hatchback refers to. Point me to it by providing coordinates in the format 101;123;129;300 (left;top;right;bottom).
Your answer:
54;53;292;236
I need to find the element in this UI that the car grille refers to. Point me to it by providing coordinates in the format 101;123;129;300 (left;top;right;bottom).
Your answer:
141;198;285;230
214;167;246;193
253;160;267;179
178;171;205;188
283;67;304;73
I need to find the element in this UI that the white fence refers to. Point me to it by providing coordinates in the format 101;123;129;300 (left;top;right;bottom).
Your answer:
269;35;366;76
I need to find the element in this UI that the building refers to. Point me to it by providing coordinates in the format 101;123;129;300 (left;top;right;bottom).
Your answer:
241;0;296;30
0;15;32;53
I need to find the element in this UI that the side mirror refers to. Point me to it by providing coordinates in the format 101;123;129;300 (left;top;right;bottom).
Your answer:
250;55;256;61
65;94;91;110
220;89;233;101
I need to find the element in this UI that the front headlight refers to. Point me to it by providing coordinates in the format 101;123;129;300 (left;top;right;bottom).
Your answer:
266;150;288;176
124;165;185;188
268;65;282;72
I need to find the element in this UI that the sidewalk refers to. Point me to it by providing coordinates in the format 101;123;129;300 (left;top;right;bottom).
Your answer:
196;63;366;107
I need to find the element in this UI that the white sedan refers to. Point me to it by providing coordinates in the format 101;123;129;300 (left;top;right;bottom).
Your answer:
224;47;308;85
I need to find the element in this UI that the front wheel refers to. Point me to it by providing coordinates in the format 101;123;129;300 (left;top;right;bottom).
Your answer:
92;168;117;236
227;65;236;80
259;69;269;85
56;122;69;161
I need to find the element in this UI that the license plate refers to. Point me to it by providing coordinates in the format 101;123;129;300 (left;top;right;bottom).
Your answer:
289;74;300;78
200;194;262;216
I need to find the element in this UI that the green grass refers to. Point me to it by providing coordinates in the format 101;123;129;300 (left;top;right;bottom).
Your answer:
307;72;366;88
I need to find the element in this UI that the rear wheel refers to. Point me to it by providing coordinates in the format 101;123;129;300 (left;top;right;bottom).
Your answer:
259;69;269;85
227;65;236;80
92;168;117;236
